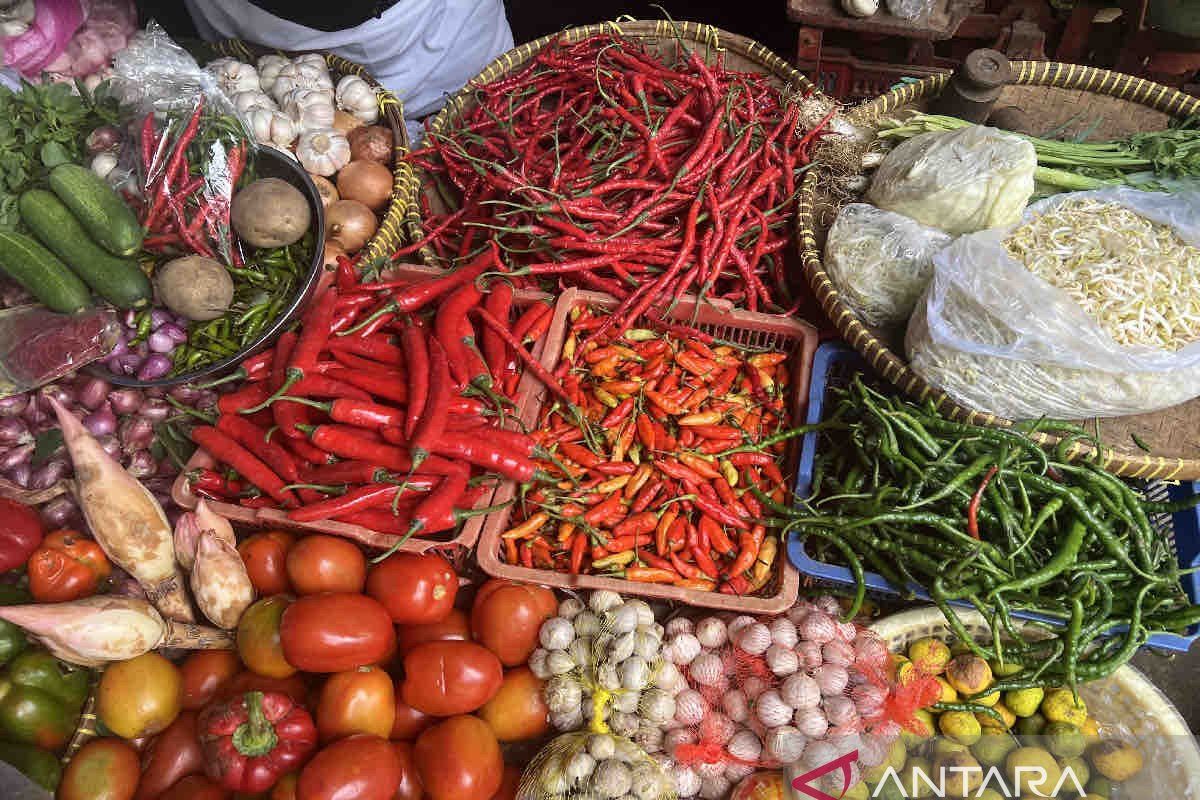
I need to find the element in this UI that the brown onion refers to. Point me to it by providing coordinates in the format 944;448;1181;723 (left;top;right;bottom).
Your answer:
311;175;339;210
325;200;378;252
333;109;363;134
322;240;347;269
337;160;392;212
348;125;393;166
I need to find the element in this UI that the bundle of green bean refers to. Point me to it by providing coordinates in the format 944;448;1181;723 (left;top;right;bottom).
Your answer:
771;377;1200;691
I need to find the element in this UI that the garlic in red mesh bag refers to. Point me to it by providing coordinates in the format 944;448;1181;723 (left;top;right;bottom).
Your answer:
658;598;939;799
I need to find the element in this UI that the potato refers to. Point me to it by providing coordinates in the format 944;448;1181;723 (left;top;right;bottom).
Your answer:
232;177;311;248
155;256;235;321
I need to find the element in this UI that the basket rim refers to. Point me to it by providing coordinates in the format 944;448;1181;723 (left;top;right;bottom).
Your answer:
204;38;422;264
411;19;818;266
797;62;1200;480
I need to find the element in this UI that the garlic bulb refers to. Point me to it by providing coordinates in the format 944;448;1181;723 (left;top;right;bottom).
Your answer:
246;109;299;148
700;711;736;745
765;725;807;764
641;689;676;725
233;90;277;114
529;648;552;679
769;617;799;649
794;707;829;738
727;729;762;762
815;595;843;616
590;590;623;614
574;610;602;637
688;652;725;687
551;706;584;731
672;764;701;798
699;774;731;800
725;762;756;783
565;751;596;783
852;682;888;717
815;663;850;696
628;600;655;627
765;643;800;676
824;695;859;727
674;689;707;726
630;760;668;796
634;630;660;660
798;610;837;644
295;130;350;176
285;89;336;132
595;759;633;798
665;617;695;637
567;636;593;670
664;632;701;665
663;727;696;753
547;650;576;676
292;53;329;72
609;631;636;662
854;632;890;668
727;614;756;638
588;733;617;760
610;603;640;634
597;662;621;691
841;0;880;16
272;60;333;101
619;655;650;690
735;622;772;655
634;723;664;754
742;675;769;700
822;638;856;667
257;55;290;93
540;616;575;650
608;711;639;738
695;760;726;781
545;675;583;714
694;616;727;649
797;639;825;669
90;152;118;180
335;74;380;124
781;673;821;710
756;689;794;728
558;596;585;619
207;58;260;95
722;689;749;723
654;661;686;693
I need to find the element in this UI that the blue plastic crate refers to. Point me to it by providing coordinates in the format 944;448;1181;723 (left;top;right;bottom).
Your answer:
786;341;1200;652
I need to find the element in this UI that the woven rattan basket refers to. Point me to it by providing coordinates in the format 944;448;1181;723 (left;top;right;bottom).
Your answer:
205;40;421;263
412;19;815;266
840;607;1200;798
797;63;1200;479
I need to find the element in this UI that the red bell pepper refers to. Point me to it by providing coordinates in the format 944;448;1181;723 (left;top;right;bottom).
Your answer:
198;691;317;793
0;498;43;573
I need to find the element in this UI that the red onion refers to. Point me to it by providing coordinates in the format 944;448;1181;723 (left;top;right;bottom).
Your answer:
83;404;117;437
0;418;30;447
122;309;138;328
85;125;122;155
119;416;154;453
137;398;170;423
106;337;129;359
30;459;69;490
159;324;188;345
126;449;157;479
144;387;166;399
39;385;72;408
133;340;149;359
108;389;142;415
0;395;27;417
40;495;78;529
76;377;111;410
167;384;200;404
150;309;174;329
111;354;141;376
147;330;175;354
136;355;171;382
96;434;122;460
0;443;33;472
6;463;30;488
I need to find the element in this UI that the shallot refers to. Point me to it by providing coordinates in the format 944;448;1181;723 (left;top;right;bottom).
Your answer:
190;529;254;628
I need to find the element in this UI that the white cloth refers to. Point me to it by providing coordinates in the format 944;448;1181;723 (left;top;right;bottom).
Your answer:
183;0;513;142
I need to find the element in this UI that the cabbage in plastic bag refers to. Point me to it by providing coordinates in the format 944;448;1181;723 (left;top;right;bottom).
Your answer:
824;204;952;329
906;187;1200;419
867;125;1036;235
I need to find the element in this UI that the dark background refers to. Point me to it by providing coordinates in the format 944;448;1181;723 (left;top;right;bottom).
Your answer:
141;1;796;63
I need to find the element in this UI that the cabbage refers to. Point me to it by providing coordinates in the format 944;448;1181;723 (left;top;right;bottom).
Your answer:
867;125;1037;235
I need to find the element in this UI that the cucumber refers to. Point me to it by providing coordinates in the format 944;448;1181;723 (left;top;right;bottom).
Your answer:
47;164;144;257
18;190;152;310
0;232;92;313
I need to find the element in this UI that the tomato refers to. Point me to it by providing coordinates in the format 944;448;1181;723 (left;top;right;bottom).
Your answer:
238;531;295;595
286;535;367;595
470;580;556;666
180;651;241;711
390;741;423;800
396;609;470;656
59;737;140;800
135;710;204;800
317;665;395;742
238;596;297;679
366;553;457;626
97;652;182;740
389;694;434;741
219;671;310;706
280;593;397;673
477;667;548;742
297;734;402;800
413;716;502;800
400;642;501;716
490;766;520;800
270;774;299;800
160;774;232;800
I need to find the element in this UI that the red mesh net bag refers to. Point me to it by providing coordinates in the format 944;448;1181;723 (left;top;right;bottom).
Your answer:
656;597;941;799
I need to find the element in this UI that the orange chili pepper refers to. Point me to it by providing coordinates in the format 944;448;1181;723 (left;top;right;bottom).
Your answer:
504;538;519;564
675;351;717;377
584;493;623;526
623;567;678;583
683;387;710;411
557;521;577;544
749;352;787;369
611;421;636;463
624;463;653;499
656;508;678;556
599;380;641;396
569;531;587;574
635;413;657;450
691;545;719;580
502;511;550;540
677;410;723;426
678;452;721;480
673;577;717;591
612;511;658;539
646;389;685;416
699;514;737;558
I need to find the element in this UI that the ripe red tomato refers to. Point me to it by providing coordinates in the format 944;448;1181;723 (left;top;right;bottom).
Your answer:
135;711;204;800
477;667;549;742
397;609;470;656
390;694;435;741
470;580;557;666
286;535;367;595
413;716;502;800
237;596;297;679
179;650;241;711
159;774;231;800
491;766;521;800
280;593;397;673
400;642;502;716
59;738;140;800
391;741;423;800
316;665;395;742
237;530;295;595
366;553;457;625
270;774;298;800
297;735;401;800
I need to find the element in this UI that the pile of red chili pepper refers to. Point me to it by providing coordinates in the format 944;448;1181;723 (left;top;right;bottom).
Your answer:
184;252;558;553
136;99;249;265
404;31;824;321
499;303;796;594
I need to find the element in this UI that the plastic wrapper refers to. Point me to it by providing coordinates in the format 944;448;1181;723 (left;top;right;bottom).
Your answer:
519;731;677;800
907;187;1200;419
110;22;256;266
0;306;118;397
1;0;82;76
867;125;1036;235
824;203;952;329
44;0;137;81
886;0;934;21
654;599;939;799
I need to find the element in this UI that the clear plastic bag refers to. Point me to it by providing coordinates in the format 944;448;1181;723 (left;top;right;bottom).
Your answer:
906;187;1200;419
886;0;934;21
110;22;255;266
824;204;952;329
867;125;1036;235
